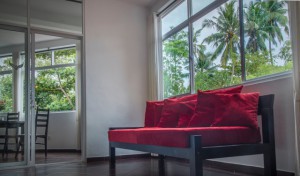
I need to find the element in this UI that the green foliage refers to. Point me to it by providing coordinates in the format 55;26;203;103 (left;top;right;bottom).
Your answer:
35;48;76;111
0;74;13;112
163;30;189;98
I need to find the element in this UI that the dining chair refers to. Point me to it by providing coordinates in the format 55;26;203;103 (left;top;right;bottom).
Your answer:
35;108;50;157
2;112;21;158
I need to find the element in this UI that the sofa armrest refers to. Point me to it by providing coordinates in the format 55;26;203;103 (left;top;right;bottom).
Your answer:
109;127;143;130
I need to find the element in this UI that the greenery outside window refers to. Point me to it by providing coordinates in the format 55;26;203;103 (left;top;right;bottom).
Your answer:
0;56;13;112
35;47;76;111
160;0;292;98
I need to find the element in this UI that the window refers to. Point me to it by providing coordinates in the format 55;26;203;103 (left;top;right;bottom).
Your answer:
35;47;76;111
0;56;13;112
160;0;292;98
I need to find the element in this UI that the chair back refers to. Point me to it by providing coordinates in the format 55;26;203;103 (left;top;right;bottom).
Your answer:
6;112;20;122
35;108;50;136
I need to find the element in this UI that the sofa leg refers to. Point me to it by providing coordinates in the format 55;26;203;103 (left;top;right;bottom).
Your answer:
264;145;277;176
109;144;115;169
158;154;165;176
190;135;203;176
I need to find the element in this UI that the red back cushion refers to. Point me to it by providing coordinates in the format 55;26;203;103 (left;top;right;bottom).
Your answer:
157;99;197;127
188;85;244;127
204;85;243;94
211;93;260;128
144;101;164;127
177;100;197;127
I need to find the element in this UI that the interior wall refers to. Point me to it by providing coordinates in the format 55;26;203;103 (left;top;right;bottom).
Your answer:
36;111;78;150
85;0;148;157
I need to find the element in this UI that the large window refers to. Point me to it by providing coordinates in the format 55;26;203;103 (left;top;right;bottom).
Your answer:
160;0;292;98
35;47;76;111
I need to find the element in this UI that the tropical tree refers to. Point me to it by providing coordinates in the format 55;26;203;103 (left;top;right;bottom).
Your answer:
193;28;216;73
202;0;240;83
261;0;289;65
244;1;268;53
163;30;189;97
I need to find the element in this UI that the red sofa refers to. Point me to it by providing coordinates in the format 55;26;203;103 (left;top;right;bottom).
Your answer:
108;87;276;176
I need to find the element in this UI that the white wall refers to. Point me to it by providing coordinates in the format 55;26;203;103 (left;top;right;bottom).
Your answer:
36;111;79;150
85;0;148;157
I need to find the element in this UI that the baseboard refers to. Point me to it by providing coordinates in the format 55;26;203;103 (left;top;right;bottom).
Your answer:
86;153;151;163
204;160;294;176
35;149;81;153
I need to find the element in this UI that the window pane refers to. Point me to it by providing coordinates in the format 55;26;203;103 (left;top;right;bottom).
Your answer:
193;0;241;91
163;28;190;98
54;48;76;65
30;0;82;34
35;67;76;111
35;51;52;67
244;0;292;80
0;74;13;112
0;56;12;72
192;0;215;15
161;0;188;36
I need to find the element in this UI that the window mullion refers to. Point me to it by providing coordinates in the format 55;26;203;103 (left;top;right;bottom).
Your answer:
51;50;55;66
187;0;195;94
239;0;246;81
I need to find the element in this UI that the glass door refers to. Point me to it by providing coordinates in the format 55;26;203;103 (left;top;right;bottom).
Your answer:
0;26;29;167
31;32;82;164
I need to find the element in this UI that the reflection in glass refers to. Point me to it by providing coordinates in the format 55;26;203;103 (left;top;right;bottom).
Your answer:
54;48;76;65
161;0;187;36
163;28;190;98
0;0;27;26
193;1;241;91
0;56;13;72
0;74;13;112
35;52;51;67
0;29;26;163
35;67;76;111
30;0;83;34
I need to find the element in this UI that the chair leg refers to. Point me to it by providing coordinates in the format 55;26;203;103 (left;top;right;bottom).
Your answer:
264;145;277;176
190;135;203;176
45;138;47;157
109;144;115;169
158;155;165;176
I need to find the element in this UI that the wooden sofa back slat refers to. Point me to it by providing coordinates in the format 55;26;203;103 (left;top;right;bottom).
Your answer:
257;94;275;145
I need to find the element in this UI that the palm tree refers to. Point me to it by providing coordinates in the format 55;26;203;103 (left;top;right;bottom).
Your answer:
193;28;216;73
202;0;240;83
261;1;289;65
244;1;269;53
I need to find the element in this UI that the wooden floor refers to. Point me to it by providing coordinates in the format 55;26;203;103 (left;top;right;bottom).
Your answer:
0;157;255;176
0;151;81;164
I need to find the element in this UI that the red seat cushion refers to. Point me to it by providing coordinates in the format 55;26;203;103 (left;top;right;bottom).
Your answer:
108;127;261;148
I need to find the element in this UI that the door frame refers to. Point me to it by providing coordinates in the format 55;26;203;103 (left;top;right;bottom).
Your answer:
0;24;29;168
30;29;84;165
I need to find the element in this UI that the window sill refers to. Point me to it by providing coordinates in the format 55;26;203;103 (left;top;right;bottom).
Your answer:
243;71;293;87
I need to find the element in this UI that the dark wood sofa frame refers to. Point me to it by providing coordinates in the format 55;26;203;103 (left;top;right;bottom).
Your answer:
109;94;276;176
